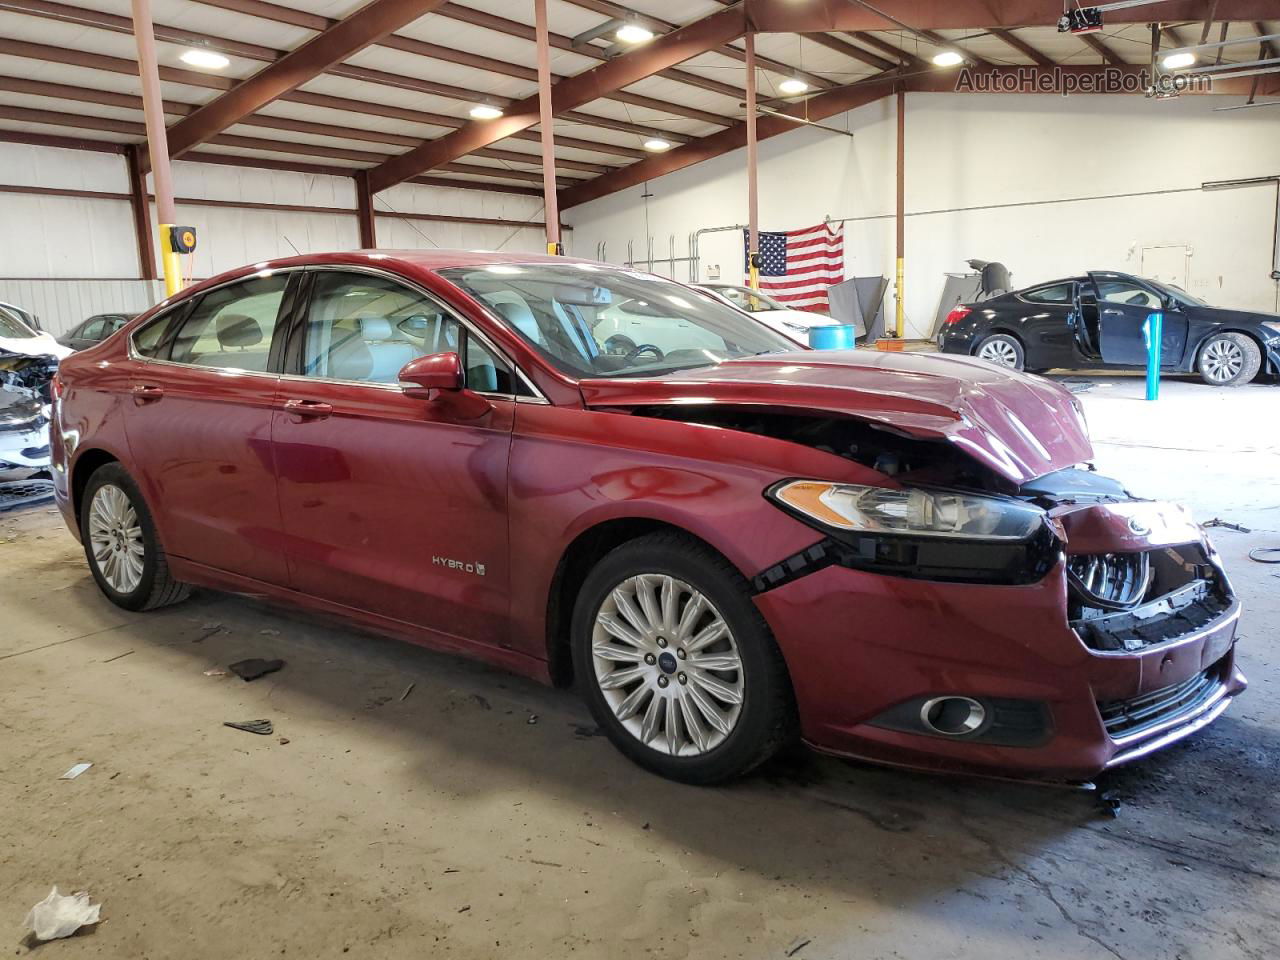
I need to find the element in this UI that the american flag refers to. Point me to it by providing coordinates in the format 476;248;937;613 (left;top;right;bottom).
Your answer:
743;222;844;312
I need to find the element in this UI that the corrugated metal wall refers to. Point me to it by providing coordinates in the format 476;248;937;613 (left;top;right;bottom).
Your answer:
0;142;554;334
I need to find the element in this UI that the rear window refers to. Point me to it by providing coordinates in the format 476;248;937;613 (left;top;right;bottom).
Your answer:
1021;283;1073;304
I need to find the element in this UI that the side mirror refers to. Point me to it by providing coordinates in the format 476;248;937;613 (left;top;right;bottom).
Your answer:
398;352;463;399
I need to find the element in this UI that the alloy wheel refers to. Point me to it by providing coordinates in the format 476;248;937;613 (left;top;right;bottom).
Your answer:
977;339;1020;368
88;483;144;594
1201;338;1244;384
591;574;744;757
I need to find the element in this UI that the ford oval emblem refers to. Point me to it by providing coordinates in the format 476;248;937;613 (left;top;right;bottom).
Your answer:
1128;517;1151;536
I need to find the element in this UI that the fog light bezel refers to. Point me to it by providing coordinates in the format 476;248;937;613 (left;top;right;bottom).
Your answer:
919;696;988;736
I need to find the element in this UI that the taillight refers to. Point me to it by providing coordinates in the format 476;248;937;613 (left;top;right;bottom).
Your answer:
944;305;972;326
51;372;64;400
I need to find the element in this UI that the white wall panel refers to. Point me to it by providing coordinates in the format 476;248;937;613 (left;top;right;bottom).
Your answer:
0;280;162;336
565;93;1280;336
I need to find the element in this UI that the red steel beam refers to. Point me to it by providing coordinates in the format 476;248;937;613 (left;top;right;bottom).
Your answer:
743;0;1279;33
354;170;376;247
125;142;157;280
1079;33;1124;66
989;28;1055;66
161;0;449;162
367;5;749;193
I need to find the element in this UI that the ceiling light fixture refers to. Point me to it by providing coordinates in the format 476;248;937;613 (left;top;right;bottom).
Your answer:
931;50;964;67
469;103;504;120
616;22;655;45
778;77;810;95
1161;52;1196;70
180;49;230;70
643;137;672;152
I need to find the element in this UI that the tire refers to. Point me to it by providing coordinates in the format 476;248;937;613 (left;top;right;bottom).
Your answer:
80;462;190;611
1197;332;1261;387
570;532;797;784
974;333;1025;371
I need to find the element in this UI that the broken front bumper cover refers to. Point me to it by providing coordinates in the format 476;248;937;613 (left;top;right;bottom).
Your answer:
751;496;1244;782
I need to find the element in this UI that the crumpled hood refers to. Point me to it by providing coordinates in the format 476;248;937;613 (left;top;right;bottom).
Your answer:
580;349;1094;484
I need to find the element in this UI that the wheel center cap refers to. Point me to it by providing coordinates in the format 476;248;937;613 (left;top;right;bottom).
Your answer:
657;651;678;674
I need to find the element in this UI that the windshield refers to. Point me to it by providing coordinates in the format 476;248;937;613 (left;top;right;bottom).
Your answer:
0;307;36;339
439;263;796;378
702;284;786;313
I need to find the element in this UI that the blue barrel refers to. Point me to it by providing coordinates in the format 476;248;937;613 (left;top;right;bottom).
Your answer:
808;324;859;350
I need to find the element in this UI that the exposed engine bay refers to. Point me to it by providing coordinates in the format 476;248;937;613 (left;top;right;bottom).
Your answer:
0;350;59;472
632;406;1231;655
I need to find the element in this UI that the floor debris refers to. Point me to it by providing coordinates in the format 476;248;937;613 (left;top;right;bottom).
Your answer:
784;936;813;956
203;668;228;677
526;714;538;725
400;682;415;701
23;887;102;941
223;719;274;735
1204;518;1251;533
1098;790;1122;818
228;658;285;681
59;762;92;780
277;737;290;746
1247;547;1280;564
101;650;134;663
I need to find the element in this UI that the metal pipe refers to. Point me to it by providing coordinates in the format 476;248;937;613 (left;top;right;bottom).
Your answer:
745;34;759;290
534;0;560;254
894;87;905;338
130;0;181;295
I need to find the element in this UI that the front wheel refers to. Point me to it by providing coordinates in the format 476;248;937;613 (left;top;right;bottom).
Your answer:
81;463;190;611
1197;332;1261;387
571;532;796;784
975;333;1025;371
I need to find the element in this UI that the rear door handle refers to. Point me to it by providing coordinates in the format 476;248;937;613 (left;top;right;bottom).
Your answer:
282;398;333;420
131;383;164;404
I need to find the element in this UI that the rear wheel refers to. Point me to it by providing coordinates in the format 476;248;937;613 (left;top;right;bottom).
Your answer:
81;463;190;611
571;532;796;784
1197;332;1260;387
975;334;1025;371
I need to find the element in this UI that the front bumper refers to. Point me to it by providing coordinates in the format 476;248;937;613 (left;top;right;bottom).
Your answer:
753;539;1244;782
0;420;52;470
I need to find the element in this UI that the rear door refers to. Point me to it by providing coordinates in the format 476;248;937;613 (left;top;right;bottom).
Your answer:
270;268;516;649
1087;272;1188;367
123;271;299;584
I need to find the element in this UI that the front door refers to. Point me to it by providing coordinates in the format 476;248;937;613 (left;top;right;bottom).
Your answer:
123;271;296;584
1087;272;1189;367
271;269;515;649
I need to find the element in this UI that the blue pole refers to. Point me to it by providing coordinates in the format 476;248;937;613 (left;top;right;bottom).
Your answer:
1145;311;1162;401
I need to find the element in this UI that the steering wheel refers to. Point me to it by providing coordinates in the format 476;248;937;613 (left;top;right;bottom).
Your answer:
602;334;636;356
624;343;665;364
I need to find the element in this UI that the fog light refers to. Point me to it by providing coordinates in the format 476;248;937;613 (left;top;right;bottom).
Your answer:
919;696;987;736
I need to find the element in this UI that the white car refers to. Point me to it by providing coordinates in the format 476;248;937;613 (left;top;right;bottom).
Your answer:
0;306;67;472
695;283;844;347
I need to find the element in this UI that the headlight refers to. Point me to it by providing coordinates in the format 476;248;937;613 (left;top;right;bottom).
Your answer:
769;480;1046;540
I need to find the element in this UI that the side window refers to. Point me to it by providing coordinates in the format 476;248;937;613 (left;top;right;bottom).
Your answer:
168;273;288;371
80;318;107;340
133;303;189;358
300;271;515;393
1022;283;1072;304
1097;282;1160;309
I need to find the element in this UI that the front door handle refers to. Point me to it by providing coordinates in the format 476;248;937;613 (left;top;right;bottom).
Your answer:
282;398;333;421
131;383;164;405
1101;308;1122;317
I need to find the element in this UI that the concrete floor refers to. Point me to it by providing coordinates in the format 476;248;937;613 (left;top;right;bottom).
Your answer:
2;375;1277;959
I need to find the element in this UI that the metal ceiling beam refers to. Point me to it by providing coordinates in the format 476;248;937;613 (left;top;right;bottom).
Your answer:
570;0;835;89
847;32;926;68
0;103;578;187
189;0;744;106
742;0;1279;33
989;28;1056;66
0;36;655;159
366;5;749;193
1079;33;1125;66
805;33;898;72
161;0;450;162
0;75;615;174
559;79;893;209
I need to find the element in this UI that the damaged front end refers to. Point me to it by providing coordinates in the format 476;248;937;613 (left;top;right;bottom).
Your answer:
0;351;60;471
618;401;1244;780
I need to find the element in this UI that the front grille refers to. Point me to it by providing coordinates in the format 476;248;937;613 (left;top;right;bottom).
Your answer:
1070;544;1232;652
1097;665;1223;740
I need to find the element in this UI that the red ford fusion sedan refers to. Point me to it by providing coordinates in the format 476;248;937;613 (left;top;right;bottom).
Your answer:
50;251;1245;784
